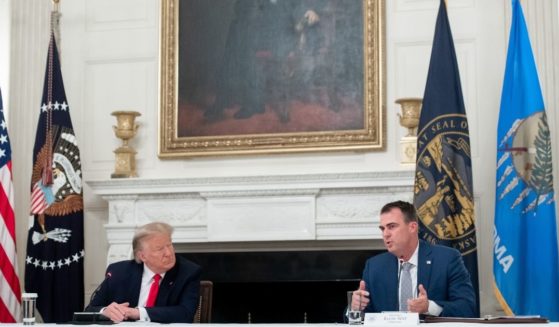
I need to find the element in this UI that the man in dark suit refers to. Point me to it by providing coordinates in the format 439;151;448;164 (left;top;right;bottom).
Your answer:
206;0;321;121
351;201;476;317
85;222;201;323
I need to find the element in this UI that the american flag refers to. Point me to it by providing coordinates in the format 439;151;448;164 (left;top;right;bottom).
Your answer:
0;88;22;322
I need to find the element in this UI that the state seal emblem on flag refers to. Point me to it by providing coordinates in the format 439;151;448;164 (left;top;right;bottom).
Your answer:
414;114;476;255
30;125;83;244
497;112;554;212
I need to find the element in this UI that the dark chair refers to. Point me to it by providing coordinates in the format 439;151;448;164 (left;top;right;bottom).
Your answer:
194;280;213;323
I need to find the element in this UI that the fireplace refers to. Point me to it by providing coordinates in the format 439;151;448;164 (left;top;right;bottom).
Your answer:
86;171;413;319
182;249;382;323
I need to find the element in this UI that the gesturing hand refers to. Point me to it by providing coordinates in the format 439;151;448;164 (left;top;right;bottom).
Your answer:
407;284;429;314
352;280;370;311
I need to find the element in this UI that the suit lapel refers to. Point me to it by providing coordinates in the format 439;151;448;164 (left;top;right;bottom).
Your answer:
129;263;143;307
388;255;400;310
156;261;179;305
417;241;433;292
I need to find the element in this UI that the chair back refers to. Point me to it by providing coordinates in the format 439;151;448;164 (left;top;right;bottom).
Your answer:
194;280;213;323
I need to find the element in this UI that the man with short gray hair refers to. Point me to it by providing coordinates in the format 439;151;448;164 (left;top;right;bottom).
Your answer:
85;222;201;323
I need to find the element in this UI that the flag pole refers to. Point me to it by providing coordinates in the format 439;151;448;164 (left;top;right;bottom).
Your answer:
51;0;61;44
39;0;62;221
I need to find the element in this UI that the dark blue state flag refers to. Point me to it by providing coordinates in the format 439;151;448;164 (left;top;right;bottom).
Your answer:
494;0;559;321
25;33;84;323
413;0;479;315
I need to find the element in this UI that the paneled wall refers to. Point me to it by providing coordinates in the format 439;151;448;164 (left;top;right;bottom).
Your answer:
7;0;559;317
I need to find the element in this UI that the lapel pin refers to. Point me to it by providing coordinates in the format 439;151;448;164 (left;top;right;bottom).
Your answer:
426;260;431;265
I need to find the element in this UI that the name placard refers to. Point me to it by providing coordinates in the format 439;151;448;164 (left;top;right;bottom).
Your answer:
364;312;419;326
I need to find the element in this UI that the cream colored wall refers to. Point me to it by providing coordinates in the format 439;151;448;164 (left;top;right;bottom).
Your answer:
0;0;9;105
5;0;559;317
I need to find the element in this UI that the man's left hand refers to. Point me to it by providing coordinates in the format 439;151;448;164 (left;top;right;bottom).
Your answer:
407;284;429;313
123;307;140;321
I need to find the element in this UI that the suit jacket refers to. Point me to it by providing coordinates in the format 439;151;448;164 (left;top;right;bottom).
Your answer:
85;256;201;323
362;240;476;317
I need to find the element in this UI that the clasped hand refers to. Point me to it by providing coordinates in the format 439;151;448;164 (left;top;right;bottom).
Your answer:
102;302;140;323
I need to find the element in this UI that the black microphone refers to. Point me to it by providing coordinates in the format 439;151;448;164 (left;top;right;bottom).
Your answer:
85;271;112;311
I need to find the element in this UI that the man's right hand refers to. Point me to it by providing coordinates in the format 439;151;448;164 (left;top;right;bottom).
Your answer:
101;302;130;323
352;280;370;311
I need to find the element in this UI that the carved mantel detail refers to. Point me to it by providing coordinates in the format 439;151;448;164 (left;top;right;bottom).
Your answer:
87;171;414;265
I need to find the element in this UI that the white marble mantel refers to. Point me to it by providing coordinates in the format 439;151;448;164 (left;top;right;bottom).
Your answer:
87;171;414;264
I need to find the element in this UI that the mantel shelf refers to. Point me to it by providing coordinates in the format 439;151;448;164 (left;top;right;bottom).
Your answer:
86;171;414;265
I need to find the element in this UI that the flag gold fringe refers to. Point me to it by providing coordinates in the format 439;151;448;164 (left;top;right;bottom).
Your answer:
493;280;514;316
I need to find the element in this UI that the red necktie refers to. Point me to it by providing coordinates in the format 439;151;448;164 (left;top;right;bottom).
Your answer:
145;274;161;307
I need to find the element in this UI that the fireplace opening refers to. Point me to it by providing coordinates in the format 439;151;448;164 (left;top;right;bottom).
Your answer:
182;249;382;323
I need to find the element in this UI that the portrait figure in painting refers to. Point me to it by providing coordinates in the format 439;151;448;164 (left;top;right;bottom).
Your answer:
177;0;364;137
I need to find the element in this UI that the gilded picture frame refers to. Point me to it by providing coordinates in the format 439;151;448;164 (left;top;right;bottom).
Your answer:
159;0;385;157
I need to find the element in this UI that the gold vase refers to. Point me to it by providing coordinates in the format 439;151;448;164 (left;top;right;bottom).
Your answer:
395;98;422;137
111;111;141;178
395;98;422;164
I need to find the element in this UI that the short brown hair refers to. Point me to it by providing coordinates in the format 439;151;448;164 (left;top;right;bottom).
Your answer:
380;201;417;223
132;222;174;263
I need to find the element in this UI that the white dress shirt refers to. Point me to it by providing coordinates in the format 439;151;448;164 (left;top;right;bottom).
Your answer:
137;264;166;322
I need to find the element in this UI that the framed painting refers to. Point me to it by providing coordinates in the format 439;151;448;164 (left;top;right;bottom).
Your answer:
159;0;385;157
